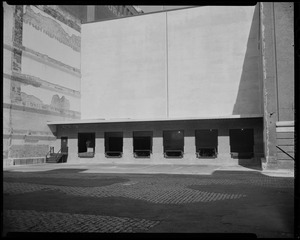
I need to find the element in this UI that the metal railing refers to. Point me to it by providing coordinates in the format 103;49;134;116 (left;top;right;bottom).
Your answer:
276;146;295;161
196;147;218;158
134;150;151;158
46;148;62;163
105;151;123;158
164;150;184;158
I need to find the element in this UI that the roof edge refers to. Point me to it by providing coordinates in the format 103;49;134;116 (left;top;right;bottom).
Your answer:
47;114;263;125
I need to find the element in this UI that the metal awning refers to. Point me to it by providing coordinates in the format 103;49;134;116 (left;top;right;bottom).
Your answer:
47;114;263;125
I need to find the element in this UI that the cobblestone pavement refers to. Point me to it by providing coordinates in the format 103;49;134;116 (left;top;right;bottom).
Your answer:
3;169;294;237
4;210;159;233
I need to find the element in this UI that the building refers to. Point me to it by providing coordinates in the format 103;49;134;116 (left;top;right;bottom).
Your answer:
3;3;294;170
60;5;141;23
3;4;140;166
135;6;192;13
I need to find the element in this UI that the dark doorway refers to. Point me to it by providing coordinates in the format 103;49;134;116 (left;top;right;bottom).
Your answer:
61;137;68;162
78;132;95;158
195;129;218;158
229;129;254;159
105;132;123;158
61;137;68;149
133;131;153;158
163;130;184;158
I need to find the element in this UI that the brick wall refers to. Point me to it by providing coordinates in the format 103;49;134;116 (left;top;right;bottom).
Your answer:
9;144;49;158
276;121;294;169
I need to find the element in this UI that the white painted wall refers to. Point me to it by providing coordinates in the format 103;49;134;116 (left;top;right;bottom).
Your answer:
81;5;261;120
81;13;167;119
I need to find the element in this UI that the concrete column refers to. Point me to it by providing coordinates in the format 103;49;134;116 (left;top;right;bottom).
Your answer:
260;2;279;169
87;6;95;22
95;132;104;160
184;135;196;160
218;129;231;159
152;131;164;163
123;131;132;162
67;137;79;163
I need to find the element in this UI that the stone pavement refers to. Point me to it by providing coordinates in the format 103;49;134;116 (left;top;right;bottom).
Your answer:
3;162;294;177
3;164;295;237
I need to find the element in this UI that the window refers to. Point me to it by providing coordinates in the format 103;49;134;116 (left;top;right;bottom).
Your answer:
105;132;123;157
133;131;153;158
163;130;184;158
195;129;218;158
78;132;95;158
229;129;254;159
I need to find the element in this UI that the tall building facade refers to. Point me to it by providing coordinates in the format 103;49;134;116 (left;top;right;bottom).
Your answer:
3;3;294;170
3;4;140;166
60;5;141;23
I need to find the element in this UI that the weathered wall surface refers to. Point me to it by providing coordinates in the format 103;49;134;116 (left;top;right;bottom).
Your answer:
3;4;81;166
3;3;14;162
260;2;294;170
81;5;262;120
275;121;294;169
81;12;168;119
274;2;294;121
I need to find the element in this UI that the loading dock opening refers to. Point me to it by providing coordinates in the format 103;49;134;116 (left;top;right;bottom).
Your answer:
105;132;123;158
195;129;218;158
133;131;153;158
229;129;254;159
163;130;184;158
78;132;95;158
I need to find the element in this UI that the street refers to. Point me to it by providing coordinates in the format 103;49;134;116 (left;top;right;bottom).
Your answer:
3;165;294;238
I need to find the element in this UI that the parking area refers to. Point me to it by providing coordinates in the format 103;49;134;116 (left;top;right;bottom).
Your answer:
3;164;294;237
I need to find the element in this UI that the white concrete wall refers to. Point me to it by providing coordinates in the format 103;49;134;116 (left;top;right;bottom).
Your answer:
168;5;261;118
81;5;261;120
81;12;167;119
56;118;263;165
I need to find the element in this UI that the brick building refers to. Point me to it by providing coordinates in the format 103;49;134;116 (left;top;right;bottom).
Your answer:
3;3;294;170
3;4;140;166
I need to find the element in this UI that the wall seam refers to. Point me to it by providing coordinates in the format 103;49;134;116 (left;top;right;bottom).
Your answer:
272;2;280;121
166;12;169;118
260;2;270;160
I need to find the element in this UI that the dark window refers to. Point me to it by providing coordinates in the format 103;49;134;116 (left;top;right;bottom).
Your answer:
133;131;153;158
195;129;218;158
229;129;254;159
163;130;184;158
78;132;95;158
105;132;123;158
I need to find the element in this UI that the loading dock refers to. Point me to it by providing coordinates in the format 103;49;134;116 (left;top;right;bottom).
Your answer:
105;132;123;158
133;131;153;158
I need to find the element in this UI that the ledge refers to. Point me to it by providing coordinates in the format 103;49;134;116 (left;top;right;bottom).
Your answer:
47;114;263;125
276;121;294;127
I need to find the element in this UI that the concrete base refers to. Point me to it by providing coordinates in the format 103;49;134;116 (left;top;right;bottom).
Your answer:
63;154;261;168
3;158;14;168
3;157;46;169
277;160;294;170
261;157;295;171
261;157;278;170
